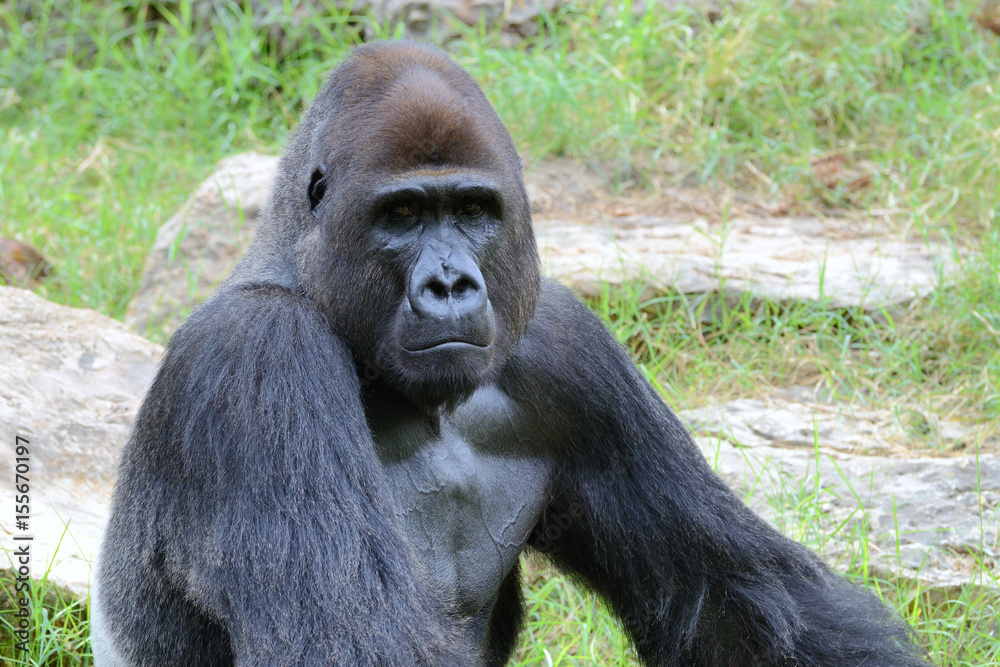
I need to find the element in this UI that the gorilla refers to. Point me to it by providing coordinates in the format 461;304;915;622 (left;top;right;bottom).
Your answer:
93;41;926;666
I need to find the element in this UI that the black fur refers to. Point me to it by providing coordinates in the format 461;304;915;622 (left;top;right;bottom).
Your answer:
94;41;927;666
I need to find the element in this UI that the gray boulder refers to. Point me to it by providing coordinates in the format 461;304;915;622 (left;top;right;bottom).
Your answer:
683;392;999;597
125;152;279;338
0;287;163;597
535;214;961;311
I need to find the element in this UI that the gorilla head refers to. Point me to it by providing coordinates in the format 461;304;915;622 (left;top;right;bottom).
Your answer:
260;42;540;404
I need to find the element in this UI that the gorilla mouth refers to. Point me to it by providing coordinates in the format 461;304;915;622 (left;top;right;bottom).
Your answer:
395;302;497;355
400;339;494;353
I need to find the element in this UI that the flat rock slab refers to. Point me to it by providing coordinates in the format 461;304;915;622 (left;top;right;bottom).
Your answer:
536;215;960;310
682;394;999;597
0;287;163;597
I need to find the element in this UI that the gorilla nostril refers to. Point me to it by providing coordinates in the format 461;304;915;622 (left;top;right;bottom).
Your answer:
422;276;479;302
427;281;449;300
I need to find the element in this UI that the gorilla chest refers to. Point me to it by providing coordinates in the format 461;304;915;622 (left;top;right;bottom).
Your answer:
369;386;550;618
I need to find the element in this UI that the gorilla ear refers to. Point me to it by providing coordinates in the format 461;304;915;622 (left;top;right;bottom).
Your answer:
308;163;329;218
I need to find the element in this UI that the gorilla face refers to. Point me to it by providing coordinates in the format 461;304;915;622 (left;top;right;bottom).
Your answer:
303;169;515;404
311;172;508;403
292;44;540;405
370;172;504;400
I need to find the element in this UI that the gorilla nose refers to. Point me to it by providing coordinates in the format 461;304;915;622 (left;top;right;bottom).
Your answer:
411;268;485;318
403;249;494;350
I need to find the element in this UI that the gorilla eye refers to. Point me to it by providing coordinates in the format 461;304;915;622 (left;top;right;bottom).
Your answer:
460;202;483;217
390;204;415;219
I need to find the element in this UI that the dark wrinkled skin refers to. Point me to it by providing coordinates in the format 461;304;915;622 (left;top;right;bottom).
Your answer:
92;42;928;667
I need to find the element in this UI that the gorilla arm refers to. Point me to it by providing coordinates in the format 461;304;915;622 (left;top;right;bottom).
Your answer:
500;281;926;667
98;284;472;666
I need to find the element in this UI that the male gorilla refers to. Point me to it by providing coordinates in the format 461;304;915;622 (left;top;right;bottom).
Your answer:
93;41;926;666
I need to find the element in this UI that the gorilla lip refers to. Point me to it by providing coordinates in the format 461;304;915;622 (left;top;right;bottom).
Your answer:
400;339;494;353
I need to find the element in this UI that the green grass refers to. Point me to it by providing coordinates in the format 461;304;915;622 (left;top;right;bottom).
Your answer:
1;536;90;666
1;0;998;664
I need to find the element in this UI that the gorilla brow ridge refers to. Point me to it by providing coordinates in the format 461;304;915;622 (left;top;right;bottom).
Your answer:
372;68;495;172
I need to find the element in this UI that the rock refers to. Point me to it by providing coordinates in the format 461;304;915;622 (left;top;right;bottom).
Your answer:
682;392;1000;597
0;287;163;597
535;214;961;311
125;152;279;338
684;394;905;455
